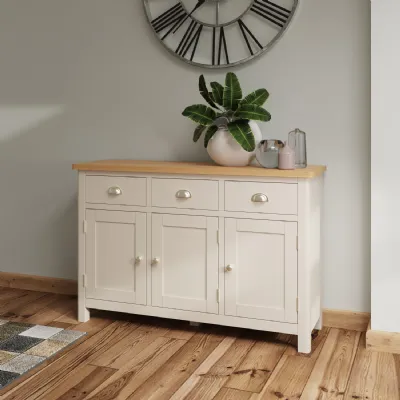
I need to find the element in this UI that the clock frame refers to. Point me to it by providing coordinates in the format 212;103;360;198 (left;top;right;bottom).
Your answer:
143;0;299;68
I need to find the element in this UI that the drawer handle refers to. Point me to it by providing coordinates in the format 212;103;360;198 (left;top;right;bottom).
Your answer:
108;186;122;196
176;190;192;199
251;193;268;203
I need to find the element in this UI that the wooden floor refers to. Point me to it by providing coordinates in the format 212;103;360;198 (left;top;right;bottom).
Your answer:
0;288;397;400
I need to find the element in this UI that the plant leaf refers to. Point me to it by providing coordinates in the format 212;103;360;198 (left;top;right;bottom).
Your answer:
204;125;219;148
240;89;269;106
227;120;255;152
235;104;271;122
182;104;217;126
193;125;206;142
211;82;224;106
199;75;219;109
223;72;242;111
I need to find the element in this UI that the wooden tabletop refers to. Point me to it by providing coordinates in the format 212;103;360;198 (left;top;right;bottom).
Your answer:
72;160;326;179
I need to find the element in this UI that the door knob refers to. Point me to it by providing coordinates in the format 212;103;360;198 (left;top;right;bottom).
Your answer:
135;255;143;264
152;257;160;265
225;264;233;272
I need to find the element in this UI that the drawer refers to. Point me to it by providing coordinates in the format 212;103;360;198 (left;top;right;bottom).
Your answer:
152;178;218;211
86;176;147;206
225;181;297;215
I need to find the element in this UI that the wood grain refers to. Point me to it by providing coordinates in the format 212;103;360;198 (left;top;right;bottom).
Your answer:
90;324;169;369
252;355;315;400
170;337;236;400
72;160;327;179
323;309;370;332
128;331;224;400
0;289;396;400
57;366;116;400
0;272;77;296
3;321;137;400
183;337;255;400
344;333;400;400
86;337;186;400
225;340;287;393
300;329;360;399
366;321;400;354
214;388;253;400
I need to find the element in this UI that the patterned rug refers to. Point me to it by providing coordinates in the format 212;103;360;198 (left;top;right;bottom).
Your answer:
0;319;86;389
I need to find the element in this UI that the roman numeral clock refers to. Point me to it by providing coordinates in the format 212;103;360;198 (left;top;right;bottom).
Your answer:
143;0;298;68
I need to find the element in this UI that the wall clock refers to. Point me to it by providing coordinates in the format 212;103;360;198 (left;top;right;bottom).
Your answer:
143;0;298;68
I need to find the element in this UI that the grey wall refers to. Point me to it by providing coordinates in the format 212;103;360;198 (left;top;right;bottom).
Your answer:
0;0;370;312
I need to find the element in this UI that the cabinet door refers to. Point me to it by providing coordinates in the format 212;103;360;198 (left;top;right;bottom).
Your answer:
85;210;146;304
225;218;297;323
152;214;218;314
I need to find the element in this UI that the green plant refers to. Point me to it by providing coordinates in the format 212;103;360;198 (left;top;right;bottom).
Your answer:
182;73;271;152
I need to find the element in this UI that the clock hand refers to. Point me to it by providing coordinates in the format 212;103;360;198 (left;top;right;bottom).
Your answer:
173;0;206;33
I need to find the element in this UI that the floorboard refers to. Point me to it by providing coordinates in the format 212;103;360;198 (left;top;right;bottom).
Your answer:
0;289;395;400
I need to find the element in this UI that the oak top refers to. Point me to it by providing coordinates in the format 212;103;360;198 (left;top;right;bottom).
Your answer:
72;160;326;179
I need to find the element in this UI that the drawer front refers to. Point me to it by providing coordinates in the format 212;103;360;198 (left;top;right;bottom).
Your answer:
86;176;147;206
225;181;297;215
152;178;218;210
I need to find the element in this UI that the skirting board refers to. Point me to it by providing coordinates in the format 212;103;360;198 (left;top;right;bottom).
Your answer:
322;309;371;332
0;272;77;296
0;273;371;331
366;322;400;354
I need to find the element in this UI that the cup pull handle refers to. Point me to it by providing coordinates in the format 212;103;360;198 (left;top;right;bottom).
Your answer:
251;193;268;203
176;190;192;199
108;186;122;196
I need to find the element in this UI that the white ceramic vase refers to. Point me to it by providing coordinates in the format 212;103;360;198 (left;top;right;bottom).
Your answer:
207;121;262;167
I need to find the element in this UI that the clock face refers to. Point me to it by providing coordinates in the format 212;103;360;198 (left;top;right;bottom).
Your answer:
143;0;298;68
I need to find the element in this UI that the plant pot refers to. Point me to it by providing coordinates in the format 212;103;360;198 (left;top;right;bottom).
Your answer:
207;121;262;167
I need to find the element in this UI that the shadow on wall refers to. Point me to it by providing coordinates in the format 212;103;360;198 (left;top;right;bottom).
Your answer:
0;95;207;280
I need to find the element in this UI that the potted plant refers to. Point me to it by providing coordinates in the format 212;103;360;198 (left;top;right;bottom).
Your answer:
182;72;271;167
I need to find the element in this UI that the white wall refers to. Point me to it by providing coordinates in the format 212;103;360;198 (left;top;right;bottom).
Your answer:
371;0;400;332
0;0;370;312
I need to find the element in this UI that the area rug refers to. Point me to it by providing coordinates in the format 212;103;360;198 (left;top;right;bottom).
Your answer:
0;319;86;389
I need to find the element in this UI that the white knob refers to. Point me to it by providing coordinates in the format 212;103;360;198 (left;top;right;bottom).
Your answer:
152;257;160;265
225;264;233;272
108;186;122;196
135;256;143;264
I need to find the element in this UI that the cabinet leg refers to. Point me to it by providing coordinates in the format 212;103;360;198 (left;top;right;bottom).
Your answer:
297;331;312;354
189;321;201;327
78;306;90;323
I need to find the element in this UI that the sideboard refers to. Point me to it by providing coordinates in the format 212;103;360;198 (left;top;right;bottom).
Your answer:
73;160;326;353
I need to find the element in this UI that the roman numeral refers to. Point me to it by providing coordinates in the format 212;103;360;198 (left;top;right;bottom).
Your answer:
152;3;186;33
212;27;216;66
238;20;263;55
176;21;203;60
218;27;229;65
251;0;291;28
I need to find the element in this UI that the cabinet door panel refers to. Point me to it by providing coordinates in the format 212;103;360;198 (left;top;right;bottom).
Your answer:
225;218;297;323
86;210;146;304
152;214;218;314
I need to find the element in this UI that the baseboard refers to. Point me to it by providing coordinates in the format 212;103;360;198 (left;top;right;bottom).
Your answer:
366;321;400;354
0;272;77;296
322;309;370;332
0;273;371;331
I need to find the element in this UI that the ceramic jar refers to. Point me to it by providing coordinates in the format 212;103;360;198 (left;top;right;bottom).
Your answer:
278;141;295;170
206;121;262;167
